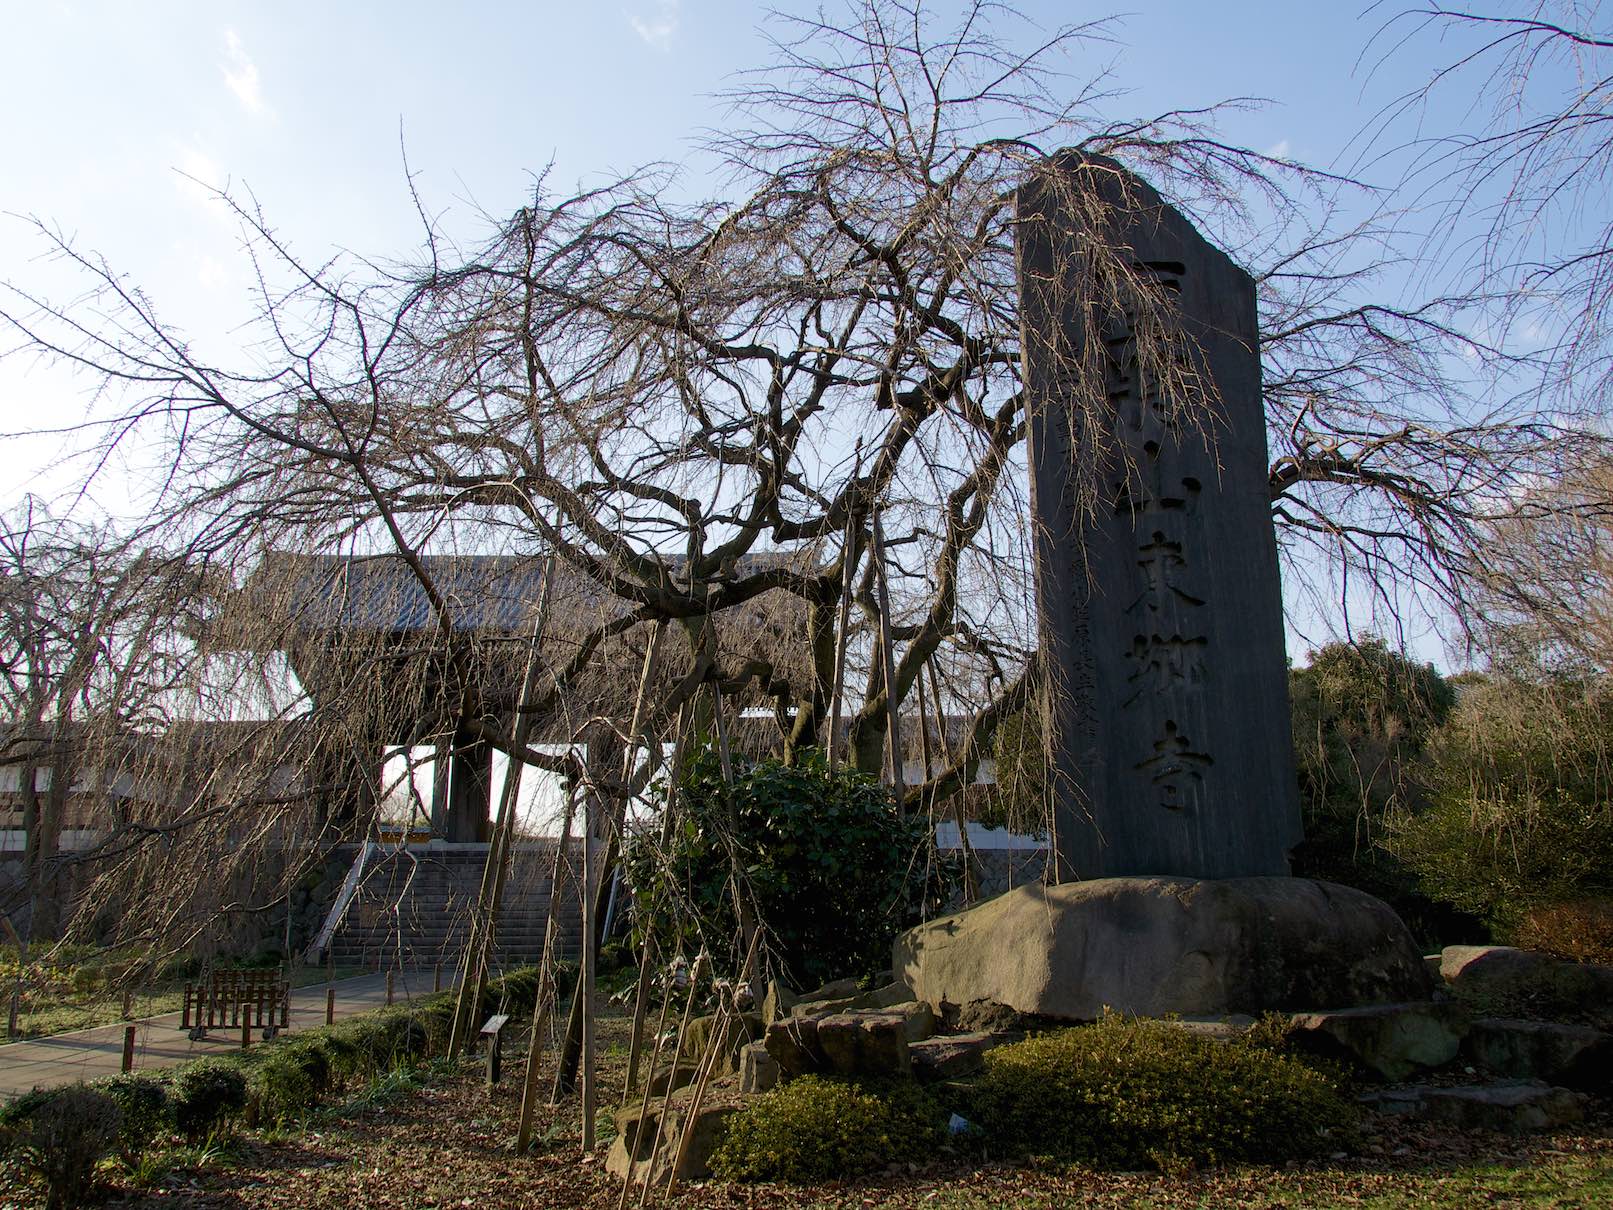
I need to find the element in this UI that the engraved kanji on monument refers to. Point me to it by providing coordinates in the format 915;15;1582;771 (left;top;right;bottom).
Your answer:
1018;152;1301;880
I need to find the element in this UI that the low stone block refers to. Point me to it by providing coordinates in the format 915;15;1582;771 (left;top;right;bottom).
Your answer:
1362;1081;1587;1133
909;1032;1004;1082
608;1098;740;1185
884;1000;938;1041
764;1013;829;1076
739;1040;779;1094
1465;1018;1613;1090
816;1010;911;1077
1289;1001;1467;1081
1440;946;1613;1027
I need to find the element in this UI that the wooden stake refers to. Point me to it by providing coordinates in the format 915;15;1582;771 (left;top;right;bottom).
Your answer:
871;509;905;812
386;969;395;1006
326;986;335;1025
240;1002;252;1050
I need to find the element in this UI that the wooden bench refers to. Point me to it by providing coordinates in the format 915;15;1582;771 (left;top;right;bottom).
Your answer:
182;969;290;1040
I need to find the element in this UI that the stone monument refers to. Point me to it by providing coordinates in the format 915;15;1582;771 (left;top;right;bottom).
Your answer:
1017;151;1302;881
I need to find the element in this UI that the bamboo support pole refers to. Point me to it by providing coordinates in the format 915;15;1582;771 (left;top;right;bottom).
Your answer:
826;452;861;767
580;787;598;1153
663;935;761;1202
616;964;679;1207
871;509;905;812
449;557;556;1056
634;953;705;1209
514;773;579;1153
929;662;979;902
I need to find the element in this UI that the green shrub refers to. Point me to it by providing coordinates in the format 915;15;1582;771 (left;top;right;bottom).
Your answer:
1394;672;1613;936
93;1073;171;1162
628;747;954;988
0;1084;121;1209
969;1016;1354;1171
710;1075;943;1182
170;1059;248;1140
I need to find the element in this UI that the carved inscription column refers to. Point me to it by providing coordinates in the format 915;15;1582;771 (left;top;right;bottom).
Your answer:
1018;152;1301;881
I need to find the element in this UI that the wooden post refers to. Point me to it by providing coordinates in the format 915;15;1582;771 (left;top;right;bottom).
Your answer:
121;1025;136;1073
240;1002;252;1050
433;964;442;993
181;983;192;1030
325;986;335;1026
386;970;395;1006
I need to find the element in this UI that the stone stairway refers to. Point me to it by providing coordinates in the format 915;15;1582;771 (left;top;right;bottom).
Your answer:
325;841;584;970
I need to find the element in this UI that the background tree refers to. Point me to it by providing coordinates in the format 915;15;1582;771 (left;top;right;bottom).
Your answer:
0;500;202;939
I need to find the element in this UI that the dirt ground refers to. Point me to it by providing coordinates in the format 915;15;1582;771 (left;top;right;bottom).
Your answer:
5;1010;1611;1209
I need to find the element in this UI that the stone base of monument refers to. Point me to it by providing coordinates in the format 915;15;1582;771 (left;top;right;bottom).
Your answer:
893;876;1434;1021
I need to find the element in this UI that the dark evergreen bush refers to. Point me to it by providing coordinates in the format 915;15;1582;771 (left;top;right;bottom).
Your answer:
170;1059;247;1140
0;1084;121;1209
627;747;952;987
93;1073;172;1162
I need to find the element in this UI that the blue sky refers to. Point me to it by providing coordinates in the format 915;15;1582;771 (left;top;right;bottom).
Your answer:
0;2;1544;664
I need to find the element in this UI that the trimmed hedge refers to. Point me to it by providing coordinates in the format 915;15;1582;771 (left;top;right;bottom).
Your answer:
711;1076;944;1182
969;1016;1355;1171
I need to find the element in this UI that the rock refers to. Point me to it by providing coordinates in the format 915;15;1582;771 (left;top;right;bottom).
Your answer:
895;878;1432;1022
909;1032;1005;1083
883;1000;937;1041
764;1013;829;1076
1289;1002;1467;1081
608;1095;741;1184
739;1040;779;1094
1440;946;1613;1027
1361;1082;1586;1133
645;1064;700;1098
683;1011;763;1076
815;1011;912;1077
800;976;862;1001
1165;1014;1256;1043
761;979;798;1027
869;981;914;1009
1465;1018;1613;1090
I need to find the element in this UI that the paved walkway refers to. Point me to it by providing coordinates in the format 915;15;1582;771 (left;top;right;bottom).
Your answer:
0;969;441;1100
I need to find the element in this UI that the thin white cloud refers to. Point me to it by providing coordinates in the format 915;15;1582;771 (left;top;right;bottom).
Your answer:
222;29;270;117
1264;138;1292;160
629;0;680;50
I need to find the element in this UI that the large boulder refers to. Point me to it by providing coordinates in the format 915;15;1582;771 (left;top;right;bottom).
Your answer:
894;877;1431;1021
